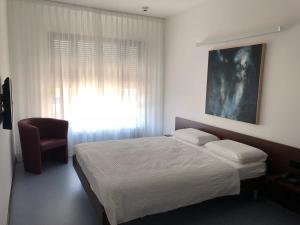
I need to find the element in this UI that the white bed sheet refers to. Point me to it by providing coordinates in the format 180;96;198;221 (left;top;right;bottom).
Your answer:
75;136;240;225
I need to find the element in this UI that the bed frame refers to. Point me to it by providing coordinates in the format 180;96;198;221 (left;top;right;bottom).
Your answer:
73;117;300;225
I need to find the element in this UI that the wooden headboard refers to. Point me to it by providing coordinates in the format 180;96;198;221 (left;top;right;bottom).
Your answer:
175;117;300;175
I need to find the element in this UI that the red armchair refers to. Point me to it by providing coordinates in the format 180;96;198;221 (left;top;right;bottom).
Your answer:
18;118;69;174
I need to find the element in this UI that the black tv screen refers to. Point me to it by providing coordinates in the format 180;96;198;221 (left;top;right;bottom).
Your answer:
1;77;12;130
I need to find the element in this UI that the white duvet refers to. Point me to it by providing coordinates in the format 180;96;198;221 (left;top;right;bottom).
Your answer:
75;137;240;225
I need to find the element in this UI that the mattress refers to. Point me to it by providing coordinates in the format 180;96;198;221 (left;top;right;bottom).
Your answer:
75;136;240;225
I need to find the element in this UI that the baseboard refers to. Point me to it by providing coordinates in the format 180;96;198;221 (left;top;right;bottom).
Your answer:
6;156;17;225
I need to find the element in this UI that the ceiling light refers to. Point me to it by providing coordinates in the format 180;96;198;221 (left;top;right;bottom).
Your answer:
142;6;149;12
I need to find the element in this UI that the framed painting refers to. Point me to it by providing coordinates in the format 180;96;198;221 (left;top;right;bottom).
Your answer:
205;44;265;124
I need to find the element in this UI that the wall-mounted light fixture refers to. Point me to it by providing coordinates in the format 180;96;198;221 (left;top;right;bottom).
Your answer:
196;26;282;47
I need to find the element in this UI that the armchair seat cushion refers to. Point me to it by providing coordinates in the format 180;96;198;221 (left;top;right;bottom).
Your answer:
40;138;67;151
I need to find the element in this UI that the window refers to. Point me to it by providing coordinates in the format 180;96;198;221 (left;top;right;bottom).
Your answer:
50;33;145;132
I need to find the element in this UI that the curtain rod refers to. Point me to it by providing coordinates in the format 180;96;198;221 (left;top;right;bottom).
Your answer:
196;26;282;46
28;0;165;20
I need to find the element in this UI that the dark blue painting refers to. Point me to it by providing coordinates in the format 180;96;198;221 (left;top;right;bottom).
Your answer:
205;44;265;124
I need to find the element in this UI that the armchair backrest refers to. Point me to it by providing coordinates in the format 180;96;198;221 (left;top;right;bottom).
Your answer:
18;118;69;139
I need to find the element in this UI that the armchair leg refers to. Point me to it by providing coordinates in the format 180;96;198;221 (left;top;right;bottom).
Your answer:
56;146;68;163
24;166;42;174
63;146;68;164
23;159;42;174
63;154;68;164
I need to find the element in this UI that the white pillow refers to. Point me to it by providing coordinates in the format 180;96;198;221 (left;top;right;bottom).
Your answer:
204;140;268;164
172;128;219;145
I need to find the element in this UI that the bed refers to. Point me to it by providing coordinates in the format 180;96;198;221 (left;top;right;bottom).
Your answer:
73;117;300;225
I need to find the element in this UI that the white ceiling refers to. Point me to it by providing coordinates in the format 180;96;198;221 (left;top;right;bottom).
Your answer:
48;0;206;18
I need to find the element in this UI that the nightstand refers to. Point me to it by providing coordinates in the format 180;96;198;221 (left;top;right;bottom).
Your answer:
266;174;300;213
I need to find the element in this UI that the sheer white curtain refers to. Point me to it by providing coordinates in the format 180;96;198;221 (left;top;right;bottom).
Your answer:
8;0;164;159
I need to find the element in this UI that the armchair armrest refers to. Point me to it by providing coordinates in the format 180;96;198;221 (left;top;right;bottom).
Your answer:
18;121;42;172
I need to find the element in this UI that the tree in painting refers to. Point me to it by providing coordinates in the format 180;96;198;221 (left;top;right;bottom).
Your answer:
205;44;265;124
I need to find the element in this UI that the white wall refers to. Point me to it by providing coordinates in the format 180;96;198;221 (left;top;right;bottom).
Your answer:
164;0;300;148
0;0;14;225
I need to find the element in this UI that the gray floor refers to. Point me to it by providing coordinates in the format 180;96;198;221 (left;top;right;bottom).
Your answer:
10;161;300;225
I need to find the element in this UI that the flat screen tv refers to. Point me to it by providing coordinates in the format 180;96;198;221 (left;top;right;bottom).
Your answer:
1;77;12;130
